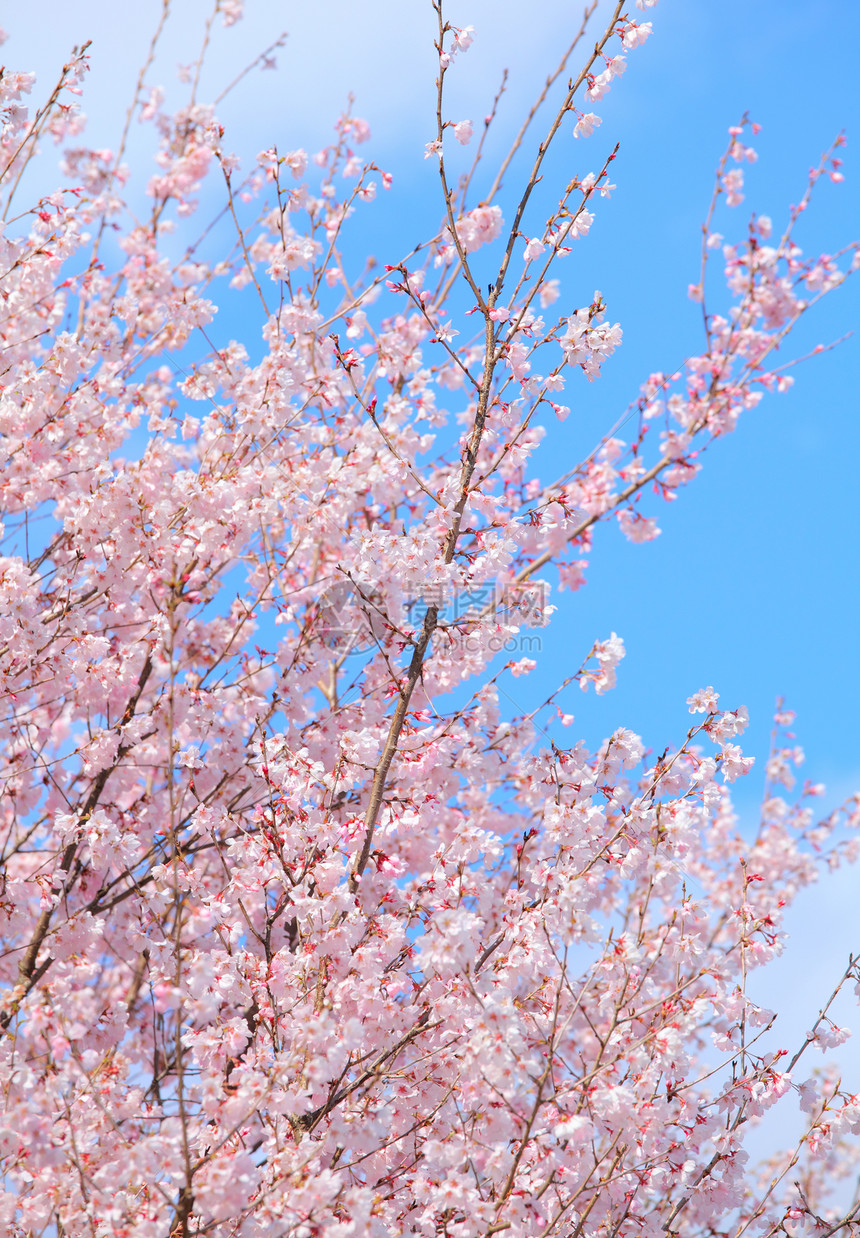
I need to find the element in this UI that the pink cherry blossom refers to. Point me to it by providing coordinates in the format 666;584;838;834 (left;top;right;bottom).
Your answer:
453;24;475;52
574;111;602;139
621;20;653;48
617;508;661;542
522;236;545;262
219;0;243;25
560;298;623;380
451;202;503;253
688;685;721;713
539;277;561;306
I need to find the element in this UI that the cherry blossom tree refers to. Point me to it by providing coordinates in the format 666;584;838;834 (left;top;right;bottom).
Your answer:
1;2;859;1236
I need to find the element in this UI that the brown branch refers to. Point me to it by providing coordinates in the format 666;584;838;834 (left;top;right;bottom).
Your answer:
489;1;625;305
290;1009;440;1137
0;654;153;1034
350;300;498;886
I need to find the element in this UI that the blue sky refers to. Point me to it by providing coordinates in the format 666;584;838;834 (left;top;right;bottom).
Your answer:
5;0;860;1138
